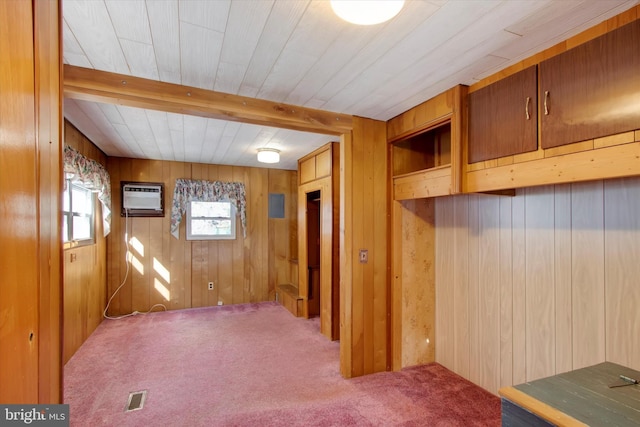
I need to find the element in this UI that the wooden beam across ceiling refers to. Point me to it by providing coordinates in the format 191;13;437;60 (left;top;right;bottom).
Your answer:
63;65;353;136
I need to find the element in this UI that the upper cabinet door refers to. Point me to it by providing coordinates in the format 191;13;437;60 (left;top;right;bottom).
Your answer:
540;20;640;149
468;65;538;163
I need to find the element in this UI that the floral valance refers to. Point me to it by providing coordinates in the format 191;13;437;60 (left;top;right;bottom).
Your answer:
63;145;112;236
170;178;247;239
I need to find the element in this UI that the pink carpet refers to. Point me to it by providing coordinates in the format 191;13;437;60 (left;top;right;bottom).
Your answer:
64;302;500;426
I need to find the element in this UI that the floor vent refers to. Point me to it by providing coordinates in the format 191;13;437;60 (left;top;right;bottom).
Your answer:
125;390;147;412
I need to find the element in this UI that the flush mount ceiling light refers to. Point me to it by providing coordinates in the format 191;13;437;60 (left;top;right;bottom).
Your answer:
330;0;404;25
257;148;280;164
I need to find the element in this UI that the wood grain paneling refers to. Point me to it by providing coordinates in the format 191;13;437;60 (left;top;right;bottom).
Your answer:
0;0;39;403
63;123;107;364
105;158;296;315
604;178;640;367
465;8;640;193
398;199;435;368
64;65;353;136
435;177;640;395
341;117;388;378
35;0;63;403
1;0;64;403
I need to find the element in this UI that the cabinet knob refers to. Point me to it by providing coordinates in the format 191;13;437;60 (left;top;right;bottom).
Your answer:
544;91;550;115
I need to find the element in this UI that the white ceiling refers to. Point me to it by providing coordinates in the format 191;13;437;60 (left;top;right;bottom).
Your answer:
63;0;639;170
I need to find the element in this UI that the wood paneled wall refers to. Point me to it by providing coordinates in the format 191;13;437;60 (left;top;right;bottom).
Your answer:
392;198;436;370
340;117;388;378
63;122;108;364
106;158;297;315
0;0;62;403
435;178;640;395
36;0;63;403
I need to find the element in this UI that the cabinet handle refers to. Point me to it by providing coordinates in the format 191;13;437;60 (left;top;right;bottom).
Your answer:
544;91;550;115
525;97;531;120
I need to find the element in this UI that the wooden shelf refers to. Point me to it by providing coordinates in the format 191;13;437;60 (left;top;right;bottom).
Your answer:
387;85;466;200
393;164;452;200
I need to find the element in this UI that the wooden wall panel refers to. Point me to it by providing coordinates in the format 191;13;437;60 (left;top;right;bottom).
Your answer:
435;197;454;370
268;169;297;298
36;0;63;403
0;0;39;402
105;157;296;315
498;196;513;389
570;181;605;369
467;195;480;385
62;123;107;364
524;186;555;381
604;178;640;367
435;177;640;395
399;199;435;368
452;196;470;378
341;117;388;378
478;195;500;393
553;184;572;375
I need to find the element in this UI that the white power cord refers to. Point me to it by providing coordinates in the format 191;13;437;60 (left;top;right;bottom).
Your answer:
103;208;167;320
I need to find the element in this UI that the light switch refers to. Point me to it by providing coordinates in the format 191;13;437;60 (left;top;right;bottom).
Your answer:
359;249;368;263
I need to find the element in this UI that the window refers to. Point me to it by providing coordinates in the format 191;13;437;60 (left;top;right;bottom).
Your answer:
186;201;236;240
63;180;95;245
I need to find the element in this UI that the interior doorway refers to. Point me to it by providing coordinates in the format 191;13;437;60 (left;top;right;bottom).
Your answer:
306;190;321;317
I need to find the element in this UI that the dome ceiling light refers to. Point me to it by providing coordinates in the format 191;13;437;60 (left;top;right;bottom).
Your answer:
330;0;404;26
257;148;280;164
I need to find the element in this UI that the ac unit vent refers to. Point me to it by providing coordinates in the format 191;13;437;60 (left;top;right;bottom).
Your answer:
123;184;162;210
120;181;164;216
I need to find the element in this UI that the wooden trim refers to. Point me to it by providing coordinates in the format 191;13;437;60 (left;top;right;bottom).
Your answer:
387;114;452;145
499;387;589;427
390;200;403;370
339;131;353;378
466;141;640;192
63;65;353;136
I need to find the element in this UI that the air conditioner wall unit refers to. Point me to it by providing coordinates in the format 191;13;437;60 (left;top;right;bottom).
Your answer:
121;182;165;217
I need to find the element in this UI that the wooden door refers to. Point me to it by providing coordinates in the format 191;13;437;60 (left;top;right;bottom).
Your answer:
306;194;321;317
468;65;538;163
540;20;640;149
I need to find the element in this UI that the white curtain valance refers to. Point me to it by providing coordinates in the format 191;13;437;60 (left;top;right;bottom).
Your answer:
63;145;112;236
170;178;247;239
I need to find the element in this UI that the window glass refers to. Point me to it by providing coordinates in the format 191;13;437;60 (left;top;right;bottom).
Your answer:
187;201;236;240
63;181;95;245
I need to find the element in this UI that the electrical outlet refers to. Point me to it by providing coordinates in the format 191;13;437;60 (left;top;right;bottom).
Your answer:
208;282;214;290
217;300;223;306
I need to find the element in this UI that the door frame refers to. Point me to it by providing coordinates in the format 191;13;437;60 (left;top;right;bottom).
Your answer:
298;178;335;339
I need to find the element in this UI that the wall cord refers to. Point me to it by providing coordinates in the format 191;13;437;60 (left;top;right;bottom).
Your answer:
103;208;167;320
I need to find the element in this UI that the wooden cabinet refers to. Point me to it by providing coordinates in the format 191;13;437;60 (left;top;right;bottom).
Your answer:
388;85;466;200
464;9;640;194
300;145;332;185
540;19;640;149
468;66;538;163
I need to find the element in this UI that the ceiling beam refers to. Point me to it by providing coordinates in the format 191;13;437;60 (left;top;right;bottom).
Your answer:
63;65;353;136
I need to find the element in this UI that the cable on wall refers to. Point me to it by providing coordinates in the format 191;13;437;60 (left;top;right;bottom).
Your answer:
103;208;167;320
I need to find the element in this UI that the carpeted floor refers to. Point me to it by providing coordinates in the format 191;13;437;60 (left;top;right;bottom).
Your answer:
64;302;501;426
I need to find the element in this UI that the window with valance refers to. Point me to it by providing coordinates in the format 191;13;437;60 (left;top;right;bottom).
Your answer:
63;145;112;237
170;179;247;239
